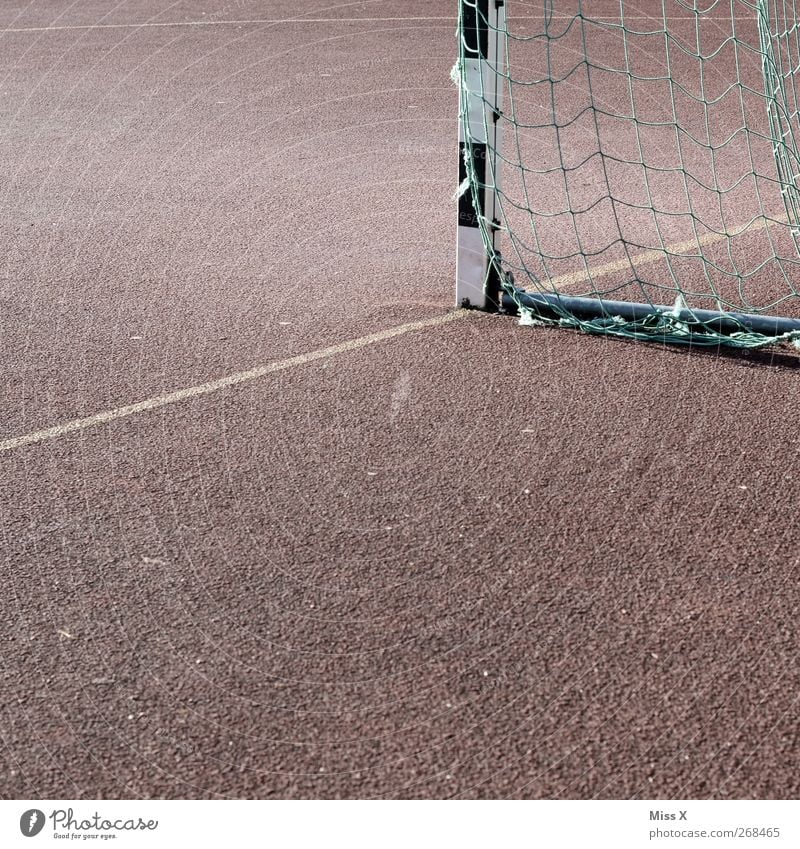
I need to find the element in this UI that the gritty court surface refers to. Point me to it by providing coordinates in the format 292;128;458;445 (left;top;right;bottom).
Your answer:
1;0;799;800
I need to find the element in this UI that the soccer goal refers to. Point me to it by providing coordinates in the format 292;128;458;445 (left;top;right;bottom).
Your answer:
455;0;800;347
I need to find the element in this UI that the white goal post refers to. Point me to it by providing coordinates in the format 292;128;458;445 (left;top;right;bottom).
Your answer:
454;0;800;347
456;0;506;311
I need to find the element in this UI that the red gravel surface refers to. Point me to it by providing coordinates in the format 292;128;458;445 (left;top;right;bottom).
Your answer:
1;1;798;800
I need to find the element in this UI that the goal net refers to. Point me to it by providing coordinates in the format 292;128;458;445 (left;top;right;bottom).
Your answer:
455;0;800;348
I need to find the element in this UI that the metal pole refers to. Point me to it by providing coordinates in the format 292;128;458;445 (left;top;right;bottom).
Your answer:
456;0;505;310
504;290;800;336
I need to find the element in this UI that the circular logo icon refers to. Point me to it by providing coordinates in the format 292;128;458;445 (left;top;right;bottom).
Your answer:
19;810;46;837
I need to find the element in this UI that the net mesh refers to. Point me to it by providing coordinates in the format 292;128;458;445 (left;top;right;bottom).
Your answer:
455;0;800;347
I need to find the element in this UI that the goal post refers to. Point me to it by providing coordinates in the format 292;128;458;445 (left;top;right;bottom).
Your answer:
455;0;800;348
455;0;506;311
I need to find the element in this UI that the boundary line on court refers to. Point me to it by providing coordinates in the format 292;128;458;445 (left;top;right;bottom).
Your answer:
0;15;715;35
0;18;452;33
546;218;773;290
0;312;466;453
0;217;786;453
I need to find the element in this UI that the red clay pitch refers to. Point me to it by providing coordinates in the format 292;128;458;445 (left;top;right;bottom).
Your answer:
1;1;798;799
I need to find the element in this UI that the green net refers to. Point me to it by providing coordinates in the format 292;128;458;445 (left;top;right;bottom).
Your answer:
455;0;800;348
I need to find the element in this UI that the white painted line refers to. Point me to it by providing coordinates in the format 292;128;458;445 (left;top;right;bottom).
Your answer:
0;15;704;35
0;310;467;453
0;218;784;454
0;18;454;34
550;218;774;290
